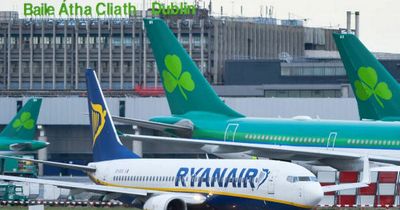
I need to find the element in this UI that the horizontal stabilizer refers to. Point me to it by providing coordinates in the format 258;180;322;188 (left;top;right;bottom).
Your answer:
9;142;49;151
0;155;96;173
112;116;192;137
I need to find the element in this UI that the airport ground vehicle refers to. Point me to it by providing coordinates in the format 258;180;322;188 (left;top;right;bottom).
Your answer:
0;184;27;201
0;155;37;177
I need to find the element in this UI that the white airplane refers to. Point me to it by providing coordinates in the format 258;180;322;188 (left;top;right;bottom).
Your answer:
0;69;368;210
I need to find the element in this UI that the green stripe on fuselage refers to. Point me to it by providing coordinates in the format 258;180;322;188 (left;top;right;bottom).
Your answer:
152;112;400;150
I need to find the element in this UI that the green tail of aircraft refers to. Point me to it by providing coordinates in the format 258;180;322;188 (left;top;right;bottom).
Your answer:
144;19;243;118
334;33;400;121
0;98;42;140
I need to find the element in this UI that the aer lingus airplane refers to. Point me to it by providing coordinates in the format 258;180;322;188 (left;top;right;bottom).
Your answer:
0;69;366;210
0;98;48;153
334;33;400;121
117;18;400;171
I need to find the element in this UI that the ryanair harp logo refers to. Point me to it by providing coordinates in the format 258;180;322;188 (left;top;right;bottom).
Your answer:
91;102;107;145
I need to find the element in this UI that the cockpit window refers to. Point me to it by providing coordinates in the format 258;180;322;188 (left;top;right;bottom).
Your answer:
287;176;317;183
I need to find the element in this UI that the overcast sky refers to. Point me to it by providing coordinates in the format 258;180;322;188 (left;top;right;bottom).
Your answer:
3;0;400;53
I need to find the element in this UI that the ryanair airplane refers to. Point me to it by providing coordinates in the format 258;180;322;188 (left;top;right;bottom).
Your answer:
0;69;366;210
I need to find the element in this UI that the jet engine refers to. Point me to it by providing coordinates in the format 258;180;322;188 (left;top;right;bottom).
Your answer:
143;194;187;210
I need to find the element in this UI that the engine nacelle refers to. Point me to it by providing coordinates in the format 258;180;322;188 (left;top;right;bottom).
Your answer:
143;194;187;210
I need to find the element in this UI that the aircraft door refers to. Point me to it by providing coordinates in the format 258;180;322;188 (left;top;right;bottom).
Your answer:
224;123;239;142
267;173;275;195
326;132;337;150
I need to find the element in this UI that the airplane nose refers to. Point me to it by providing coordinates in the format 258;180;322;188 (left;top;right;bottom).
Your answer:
303;183;323;206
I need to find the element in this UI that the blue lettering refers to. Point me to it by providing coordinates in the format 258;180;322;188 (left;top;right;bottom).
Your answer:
211;168;227;187
244;168;258;188
175;167;188;187
237;168;247;188
190;167;203;187
224;168;238;188
198;168;211;187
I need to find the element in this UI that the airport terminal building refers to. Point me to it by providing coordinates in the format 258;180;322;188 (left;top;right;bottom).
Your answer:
0;10;340;90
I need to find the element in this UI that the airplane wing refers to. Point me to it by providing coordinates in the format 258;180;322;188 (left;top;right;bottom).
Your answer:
0;175;147;196
0;155;96;172
0;175;205;205
121;134;400;164
112;116;192;137
322;182;368;193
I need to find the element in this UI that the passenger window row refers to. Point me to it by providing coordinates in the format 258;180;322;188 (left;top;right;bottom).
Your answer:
287;176;318;183
112;175;259;183
346;139;400;146
244;134;325;144
113;175;175;182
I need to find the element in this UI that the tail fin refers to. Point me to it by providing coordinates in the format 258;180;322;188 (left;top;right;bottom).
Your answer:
333;33;400;121
143;18;243;118
85;69;139;162
0;98;42;140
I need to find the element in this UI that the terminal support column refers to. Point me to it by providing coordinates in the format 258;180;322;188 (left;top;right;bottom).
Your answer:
120;21;124;89
75;23;79;89
18;21;22;89
41;21;44;89
52;21;56;89
86;20;90;69
97;20;101;82
29;23;33;89
109;20;113;89
63;21;67;89
142;22;147;88
132;21;135;88
189;20;192;57
200;19;204;74
132;126;143;157
37;125;48;176
7;22;10;90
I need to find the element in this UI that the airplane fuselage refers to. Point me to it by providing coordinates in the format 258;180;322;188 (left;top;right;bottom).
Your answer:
89;158;322;210
151;111;400;160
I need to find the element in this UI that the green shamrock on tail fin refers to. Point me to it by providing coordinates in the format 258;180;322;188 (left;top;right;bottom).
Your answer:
162;54;195;100
354;67;392;108
12;112;35;131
